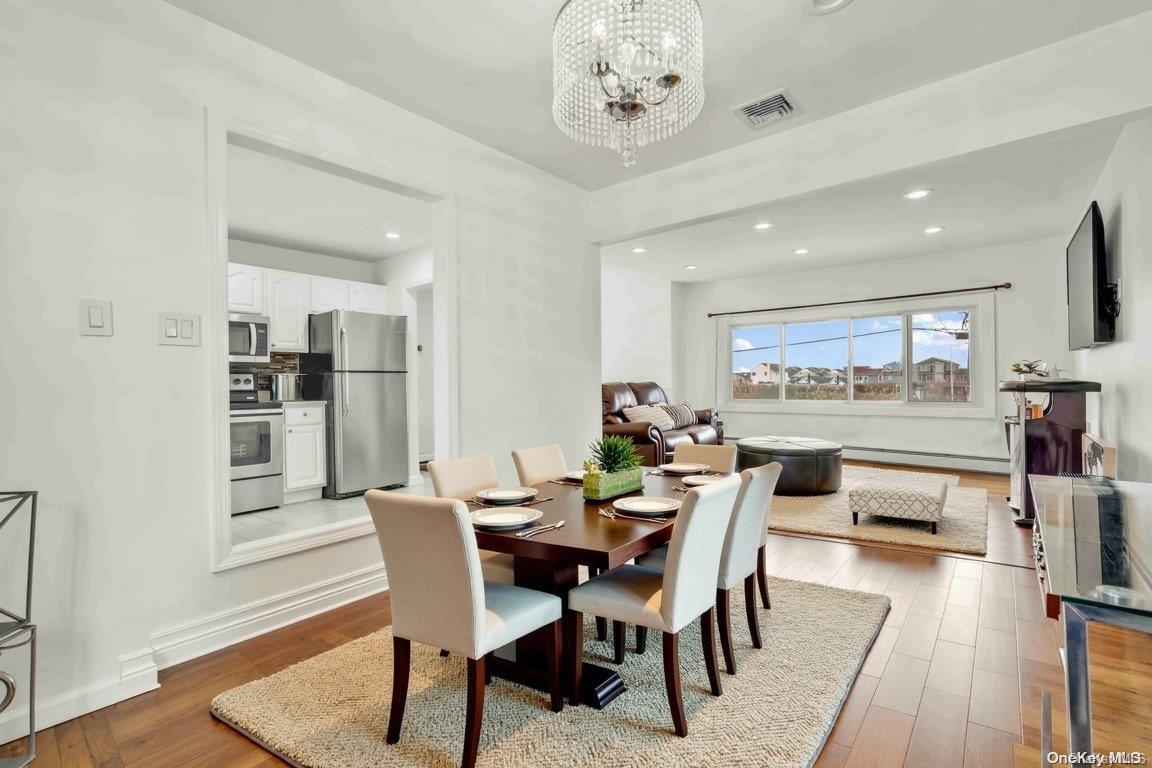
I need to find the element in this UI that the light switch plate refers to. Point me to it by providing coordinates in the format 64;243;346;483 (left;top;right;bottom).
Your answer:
78;299;113;336
158;312;200;346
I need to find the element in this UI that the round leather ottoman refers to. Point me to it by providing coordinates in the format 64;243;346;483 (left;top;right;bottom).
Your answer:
736;436;843;495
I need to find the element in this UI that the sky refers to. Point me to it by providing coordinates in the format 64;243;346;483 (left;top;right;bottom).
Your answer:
731;311;970;373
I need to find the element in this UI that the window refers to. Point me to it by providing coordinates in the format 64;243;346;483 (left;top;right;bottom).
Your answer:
727;306;974;407
784;320;848;401
851;315;902;401
910;310;970;402
731;324;780;400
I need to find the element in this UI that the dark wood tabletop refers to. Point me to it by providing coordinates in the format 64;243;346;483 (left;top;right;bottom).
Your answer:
472;469;704;570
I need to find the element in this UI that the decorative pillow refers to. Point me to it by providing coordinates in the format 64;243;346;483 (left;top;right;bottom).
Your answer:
621;404;676;431
661;402;696;429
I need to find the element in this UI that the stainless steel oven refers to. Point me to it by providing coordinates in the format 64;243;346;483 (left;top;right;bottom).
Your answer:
229;406;284;514
228;313;271;363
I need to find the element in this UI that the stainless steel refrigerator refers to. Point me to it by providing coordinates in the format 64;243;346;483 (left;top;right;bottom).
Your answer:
301;310;409;498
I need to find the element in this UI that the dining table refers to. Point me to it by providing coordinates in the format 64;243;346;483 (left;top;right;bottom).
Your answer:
468;467;714;709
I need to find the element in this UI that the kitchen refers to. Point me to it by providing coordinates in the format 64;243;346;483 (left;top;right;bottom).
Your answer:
224;141;436;547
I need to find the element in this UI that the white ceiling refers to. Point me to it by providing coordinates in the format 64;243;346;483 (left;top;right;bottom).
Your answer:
167;0;1148;190
602;122;1123;282
227;142;433;261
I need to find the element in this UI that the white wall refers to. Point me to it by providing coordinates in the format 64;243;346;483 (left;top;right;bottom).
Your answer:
0;0;597;738
414;286;435;459
1073;119;1152;480
228;238;378;283
601;262;675;392
678;239;1074;462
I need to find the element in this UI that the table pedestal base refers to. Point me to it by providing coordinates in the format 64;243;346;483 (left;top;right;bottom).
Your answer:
488;656;626;709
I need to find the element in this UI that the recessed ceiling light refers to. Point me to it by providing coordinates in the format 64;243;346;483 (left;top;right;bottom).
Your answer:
685;264;699;270
806;0;855;15
923;226;944;235
630;247;646;253
794;248;809;255
753;222;773;231
903;189;933;200
385;231;401;239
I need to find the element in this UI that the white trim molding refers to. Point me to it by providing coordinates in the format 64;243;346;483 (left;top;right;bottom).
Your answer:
205;108;461;572
150;563;388;670
0;648;159;745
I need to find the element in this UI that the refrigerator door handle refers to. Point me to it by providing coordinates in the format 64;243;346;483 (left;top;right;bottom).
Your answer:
340;326;350;415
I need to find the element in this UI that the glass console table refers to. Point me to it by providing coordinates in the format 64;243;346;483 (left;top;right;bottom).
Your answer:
1030;474;1152;756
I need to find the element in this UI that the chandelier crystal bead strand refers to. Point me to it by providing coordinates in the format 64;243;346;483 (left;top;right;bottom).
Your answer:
552;0;704;167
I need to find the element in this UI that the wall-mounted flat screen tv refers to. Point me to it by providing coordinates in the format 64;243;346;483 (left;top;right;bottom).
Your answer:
1066;201;1118;350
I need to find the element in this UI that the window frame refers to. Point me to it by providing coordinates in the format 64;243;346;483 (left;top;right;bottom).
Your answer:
716;292;996;420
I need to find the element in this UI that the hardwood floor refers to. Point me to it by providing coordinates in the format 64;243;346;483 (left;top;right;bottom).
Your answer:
3;464;1149;767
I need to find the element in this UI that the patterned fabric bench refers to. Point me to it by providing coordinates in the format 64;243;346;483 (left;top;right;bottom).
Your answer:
848;479;949;534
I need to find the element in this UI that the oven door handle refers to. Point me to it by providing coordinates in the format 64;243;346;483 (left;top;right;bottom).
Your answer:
249;323;258;356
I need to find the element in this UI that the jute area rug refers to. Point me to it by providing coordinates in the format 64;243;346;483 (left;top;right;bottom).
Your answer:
769;466;989;555
212;577;890;768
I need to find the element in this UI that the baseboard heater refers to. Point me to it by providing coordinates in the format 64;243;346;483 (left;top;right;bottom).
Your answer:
723;437;1008;473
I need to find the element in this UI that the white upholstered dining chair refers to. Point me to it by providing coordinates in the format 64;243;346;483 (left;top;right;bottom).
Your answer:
637;463;782;674
511;443;567;486
566;476;741;736
364;491;564;768
427;454;515;585
672;442;738;473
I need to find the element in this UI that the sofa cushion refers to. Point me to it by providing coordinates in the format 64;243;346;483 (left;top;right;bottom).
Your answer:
682;424;719;444
628;382;669;406
622;404;675;431
661;402;696;429
602;382;638;416
662;429;695;451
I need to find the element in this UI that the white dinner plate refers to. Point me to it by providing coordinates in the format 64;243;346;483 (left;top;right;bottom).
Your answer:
682;474;726;486
471;508;543;531
476;487;539;505
658;462;710;475
564;470;586;481
613;497;682;516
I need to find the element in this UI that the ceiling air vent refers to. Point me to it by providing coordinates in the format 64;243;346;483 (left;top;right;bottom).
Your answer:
731;89;798;131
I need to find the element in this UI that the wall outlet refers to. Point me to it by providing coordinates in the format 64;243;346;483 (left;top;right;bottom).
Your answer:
78;299;113;336
158;312;200;346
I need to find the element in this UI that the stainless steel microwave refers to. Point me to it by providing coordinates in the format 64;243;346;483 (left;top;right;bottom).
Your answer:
228;313;270;363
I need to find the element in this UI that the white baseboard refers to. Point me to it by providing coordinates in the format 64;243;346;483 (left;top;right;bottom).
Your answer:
0;647;158;745
0;564;388;745
841;446;1009;475
150;562;388;669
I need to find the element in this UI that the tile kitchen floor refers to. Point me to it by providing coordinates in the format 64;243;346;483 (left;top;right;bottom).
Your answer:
230;482;435;546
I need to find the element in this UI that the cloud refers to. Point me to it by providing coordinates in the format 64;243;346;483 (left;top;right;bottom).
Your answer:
913;329;966;347
737;366;750;373
732;337;753;351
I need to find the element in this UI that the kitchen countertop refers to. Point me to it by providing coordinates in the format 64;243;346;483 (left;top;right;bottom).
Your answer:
281;400;328;407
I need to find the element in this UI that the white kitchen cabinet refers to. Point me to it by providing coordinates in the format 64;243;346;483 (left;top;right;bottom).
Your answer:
265;270;311;352
310;277;350;314
284;404;326;493
227;263;265;313
348;281;389;314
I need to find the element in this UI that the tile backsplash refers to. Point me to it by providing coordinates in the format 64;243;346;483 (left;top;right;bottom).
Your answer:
231;352;300;390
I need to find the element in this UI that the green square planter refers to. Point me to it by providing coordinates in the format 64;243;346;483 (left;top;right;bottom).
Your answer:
583;467;644;501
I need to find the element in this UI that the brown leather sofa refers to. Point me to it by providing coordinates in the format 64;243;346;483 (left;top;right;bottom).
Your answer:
602;382;724;465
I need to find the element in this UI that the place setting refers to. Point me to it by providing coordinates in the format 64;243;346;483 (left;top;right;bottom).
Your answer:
467;486;560;537
598;494;681;524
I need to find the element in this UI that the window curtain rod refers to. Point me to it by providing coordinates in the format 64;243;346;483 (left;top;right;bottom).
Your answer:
706;282;1012;319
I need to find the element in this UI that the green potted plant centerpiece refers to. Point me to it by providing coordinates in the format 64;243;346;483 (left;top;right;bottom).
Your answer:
583;435;644;501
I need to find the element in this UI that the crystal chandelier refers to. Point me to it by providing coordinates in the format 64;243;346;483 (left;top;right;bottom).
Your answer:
552;0;704;167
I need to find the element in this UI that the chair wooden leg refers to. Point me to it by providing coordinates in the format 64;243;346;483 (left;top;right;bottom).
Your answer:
612;620;626;664
387;636;411;744
567;610;583;706
544;619;563;712
662;631;688;737
757;545;771;609
462;656;485;768
635;626;648;654
701;607;723;696
484;653;492;685
716;588;736;675
745;574;763;649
